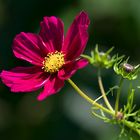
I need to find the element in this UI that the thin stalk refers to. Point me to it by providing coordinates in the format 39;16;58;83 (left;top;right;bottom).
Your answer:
98;69;114;112
67;79;114;116
115;77;124;115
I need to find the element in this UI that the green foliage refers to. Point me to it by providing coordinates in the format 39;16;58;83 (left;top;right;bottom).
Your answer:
83;47;140;138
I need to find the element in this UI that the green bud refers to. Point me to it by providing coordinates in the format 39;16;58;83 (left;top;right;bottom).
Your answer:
81;44;117;69
114;58;140;80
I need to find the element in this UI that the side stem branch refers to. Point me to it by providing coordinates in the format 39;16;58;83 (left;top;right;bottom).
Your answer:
67;79;114;116
98;69;114;112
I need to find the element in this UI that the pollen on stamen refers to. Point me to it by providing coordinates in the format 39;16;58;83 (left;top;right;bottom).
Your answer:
42;51;65;73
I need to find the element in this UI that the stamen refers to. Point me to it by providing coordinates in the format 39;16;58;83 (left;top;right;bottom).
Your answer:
42;51;65;73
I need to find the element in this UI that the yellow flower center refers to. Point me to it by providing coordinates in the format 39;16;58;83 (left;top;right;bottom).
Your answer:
42;51;65;73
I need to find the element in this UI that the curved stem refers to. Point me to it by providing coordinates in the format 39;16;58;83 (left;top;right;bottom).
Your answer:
98;69;114;112
115;77;124;115
67;79;114;116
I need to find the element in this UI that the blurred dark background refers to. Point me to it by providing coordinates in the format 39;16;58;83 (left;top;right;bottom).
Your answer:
0;0;140;140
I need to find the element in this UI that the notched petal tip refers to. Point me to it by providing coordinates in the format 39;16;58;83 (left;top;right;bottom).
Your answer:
62;11;90;60
1;70;13;87
0;67;48;93
39;15;64;52
76;11;90;26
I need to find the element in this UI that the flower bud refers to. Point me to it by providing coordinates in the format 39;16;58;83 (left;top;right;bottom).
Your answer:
82;45;117;69
99;52;111;60
121;63;134;73
114;59;140;80
116;112;124;120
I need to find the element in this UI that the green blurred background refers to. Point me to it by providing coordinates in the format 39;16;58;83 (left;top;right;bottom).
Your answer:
0;0;140;140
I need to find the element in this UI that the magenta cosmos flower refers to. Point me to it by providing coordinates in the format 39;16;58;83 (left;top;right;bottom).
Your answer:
1;12;90;101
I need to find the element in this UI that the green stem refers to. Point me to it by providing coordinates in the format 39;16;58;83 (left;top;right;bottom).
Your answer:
98;69;114;112
67;79;114;116
115;77;124;115
123;120;140;136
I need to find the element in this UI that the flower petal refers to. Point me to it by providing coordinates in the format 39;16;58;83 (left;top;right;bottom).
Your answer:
1;66;49;92
39;16;64;52
62;11;90;60
58;59;88;80
13;32;47;66
37;76;64;101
